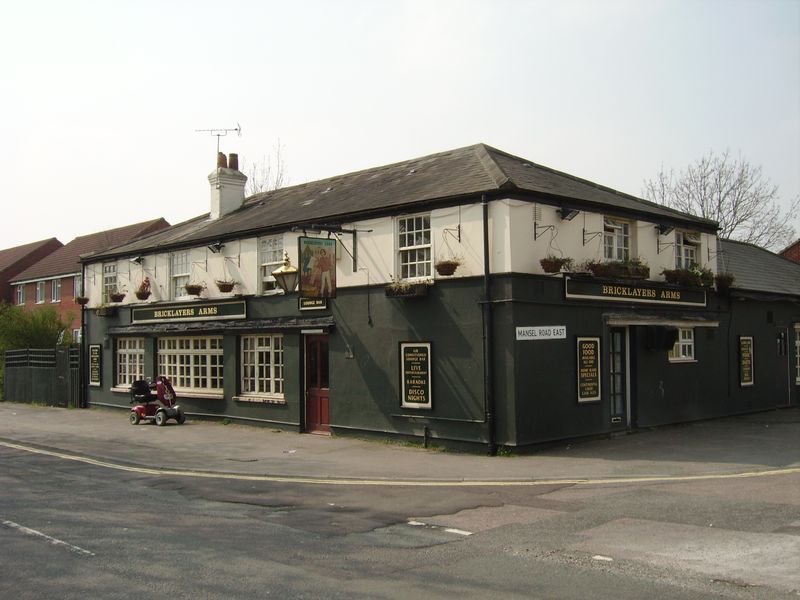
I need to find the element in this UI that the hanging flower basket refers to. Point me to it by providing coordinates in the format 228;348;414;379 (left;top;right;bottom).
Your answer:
540;255;573;274
75;296;89;306
109;292;126;303
434;259;460;276
714;272;735;294
215;280;236;293
662;266;714;288
184;283;204;296
135;277;151;300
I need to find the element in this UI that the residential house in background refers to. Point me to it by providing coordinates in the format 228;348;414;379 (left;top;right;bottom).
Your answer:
780;239;800;264
0;238;63;304
80;145;799;450
11;219;170;341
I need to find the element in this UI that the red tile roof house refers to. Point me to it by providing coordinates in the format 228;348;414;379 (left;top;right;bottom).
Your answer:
0;238;64;304
9;219;169;340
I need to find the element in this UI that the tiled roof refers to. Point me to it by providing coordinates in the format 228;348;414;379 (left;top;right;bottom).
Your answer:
718;239;800;297
0;238;62;274
12;219;169;282
88;144;719;260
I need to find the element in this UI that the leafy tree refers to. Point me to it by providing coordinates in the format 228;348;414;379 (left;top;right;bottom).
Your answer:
643;150;799;251
0;304;73;351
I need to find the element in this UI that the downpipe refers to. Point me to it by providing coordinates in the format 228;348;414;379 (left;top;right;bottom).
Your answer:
482;195;497;456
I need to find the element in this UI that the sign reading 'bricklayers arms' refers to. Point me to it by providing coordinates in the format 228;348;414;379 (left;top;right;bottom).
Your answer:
131;300;246;324
400;342;432;409
565;277;707;307
576;337;601;402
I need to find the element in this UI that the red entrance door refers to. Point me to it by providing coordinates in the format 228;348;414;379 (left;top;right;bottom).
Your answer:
305;335;330;433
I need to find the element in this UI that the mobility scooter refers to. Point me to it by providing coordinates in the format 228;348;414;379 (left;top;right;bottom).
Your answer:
129;376;185;426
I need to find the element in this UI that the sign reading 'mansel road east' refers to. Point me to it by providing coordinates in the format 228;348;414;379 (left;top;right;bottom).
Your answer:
131;300;246;324
565;277;707;307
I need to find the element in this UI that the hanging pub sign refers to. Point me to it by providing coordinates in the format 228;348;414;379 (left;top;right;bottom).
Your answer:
400;342;432;409
565;277;707;307
739;336;754;387
88;344;102;387
299;237;337;299
576;337;601;402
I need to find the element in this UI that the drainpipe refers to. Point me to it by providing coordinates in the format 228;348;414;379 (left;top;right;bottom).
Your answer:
79;263;86;408
482;194;497;456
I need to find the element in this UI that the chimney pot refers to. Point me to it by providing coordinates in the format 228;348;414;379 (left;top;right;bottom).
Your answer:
229;153;239;171
217;152;228;169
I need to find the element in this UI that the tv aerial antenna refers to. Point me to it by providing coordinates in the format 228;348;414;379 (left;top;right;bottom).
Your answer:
195;123;242;154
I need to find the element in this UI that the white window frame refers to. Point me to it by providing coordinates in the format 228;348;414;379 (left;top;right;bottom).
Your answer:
397;213;432;280
675;232;700;269
15;285;25;305
73;328;82;344
35;281;45;304
259;235;284;294
73;274;82;298
157;336;224;393
171;252;190;299
51;279;61;303
668;328;695;362
240;334;284;397
603;218;630;262
103;264;118;303
116;337;145;387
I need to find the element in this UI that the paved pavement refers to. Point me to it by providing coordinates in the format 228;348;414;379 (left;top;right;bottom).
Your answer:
1;402;799;483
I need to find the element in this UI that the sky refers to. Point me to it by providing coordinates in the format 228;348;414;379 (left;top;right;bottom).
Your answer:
2;0;798;250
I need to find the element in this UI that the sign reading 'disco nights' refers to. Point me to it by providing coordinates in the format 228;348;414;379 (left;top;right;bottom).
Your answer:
88;344;102;387
299;237;337;299
576;337;601;402
131;300;246;323
400;342;432;409
739;336;754;387
565;277;707;307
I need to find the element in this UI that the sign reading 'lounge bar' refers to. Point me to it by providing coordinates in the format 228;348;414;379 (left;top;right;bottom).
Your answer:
131;300;247;324
565;277;707;307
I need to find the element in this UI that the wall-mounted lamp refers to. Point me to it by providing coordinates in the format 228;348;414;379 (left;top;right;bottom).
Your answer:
558;208;580;221
130;255;143;265
208;241;225;253
271;252;299;294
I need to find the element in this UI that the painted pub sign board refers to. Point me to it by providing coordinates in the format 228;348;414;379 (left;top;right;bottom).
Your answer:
400;342;432;409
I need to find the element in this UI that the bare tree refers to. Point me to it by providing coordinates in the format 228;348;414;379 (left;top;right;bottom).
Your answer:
643;150;799;251
244;140;289;196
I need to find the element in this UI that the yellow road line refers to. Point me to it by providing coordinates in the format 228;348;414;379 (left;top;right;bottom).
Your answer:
2;439;799;487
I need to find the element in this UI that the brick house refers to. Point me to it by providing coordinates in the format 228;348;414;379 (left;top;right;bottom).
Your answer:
10;219;169;340
780;239;800;264
0;238;63;304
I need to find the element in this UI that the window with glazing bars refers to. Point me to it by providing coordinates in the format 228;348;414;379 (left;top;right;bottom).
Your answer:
51;279;61;302
241;335;284;396
668;328;695;361
675;232;700;268
116;338;145;386
157;336;223;392
103;264;117;303
603;219;630;261
259;236;283;293
398;214;431;279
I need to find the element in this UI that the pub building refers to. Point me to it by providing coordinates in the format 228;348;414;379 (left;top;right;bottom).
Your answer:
81;145;800;451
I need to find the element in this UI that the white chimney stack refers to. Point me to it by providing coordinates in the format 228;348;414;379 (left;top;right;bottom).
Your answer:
209;152;247;220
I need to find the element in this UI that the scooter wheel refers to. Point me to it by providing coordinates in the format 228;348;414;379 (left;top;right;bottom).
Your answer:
155;411;167;426
176;411;186;425
129;412;140;425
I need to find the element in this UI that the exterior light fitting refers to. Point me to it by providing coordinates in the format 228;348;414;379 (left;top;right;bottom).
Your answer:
208;241;225;253
130;255;144;264
271;252;299;294
558;208;580;221
657;224;675;236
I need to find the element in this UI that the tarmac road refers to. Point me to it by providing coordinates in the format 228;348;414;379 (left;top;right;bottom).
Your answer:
0;402;798;599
